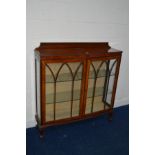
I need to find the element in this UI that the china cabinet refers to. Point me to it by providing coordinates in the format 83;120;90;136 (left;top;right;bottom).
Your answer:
34;42;122;137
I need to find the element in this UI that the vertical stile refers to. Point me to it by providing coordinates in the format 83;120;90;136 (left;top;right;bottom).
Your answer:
91;78;97;112
104;61;110;103
41;61;46;125
53;81;56;120
103;60;109;109
80;60;89;116
70;80;74;117
35;59;38;115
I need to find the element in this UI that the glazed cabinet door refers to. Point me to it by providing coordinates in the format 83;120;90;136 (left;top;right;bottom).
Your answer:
42;60;84;123
85;57;121;114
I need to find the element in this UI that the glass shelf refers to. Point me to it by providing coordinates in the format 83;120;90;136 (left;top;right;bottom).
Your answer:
46;87;112;104
46;69;115;83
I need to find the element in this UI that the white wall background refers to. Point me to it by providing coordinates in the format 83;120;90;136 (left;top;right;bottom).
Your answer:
26;0;129;128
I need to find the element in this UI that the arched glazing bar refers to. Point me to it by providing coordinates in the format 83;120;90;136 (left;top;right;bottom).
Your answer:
46;64;56;82
90;61;107;113
70;63;83;117
46;62;83;120
45;64;57;120
109;60;117;74
55;63;74;81
102;60;117;108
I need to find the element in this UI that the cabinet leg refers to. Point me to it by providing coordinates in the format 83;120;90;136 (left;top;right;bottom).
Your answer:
39;128;44;138
108;111;113;122
36;125;45;138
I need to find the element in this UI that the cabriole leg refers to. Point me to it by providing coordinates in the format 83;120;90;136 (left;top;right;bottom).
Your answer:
108;111;113;122
39;128;44;138
36;124;45;138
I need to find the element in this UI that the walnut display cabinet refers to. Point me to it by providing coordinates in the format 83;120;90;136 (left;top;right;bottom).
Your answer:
34;42;122;137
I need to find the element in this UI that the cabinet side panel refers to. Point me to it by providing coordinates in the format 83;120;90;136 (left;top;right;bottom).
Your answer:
110;56;122;108
36;59;41;124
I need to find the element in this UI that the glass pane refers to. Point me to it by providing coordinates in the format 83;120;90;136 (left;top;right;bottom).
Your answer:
36;59;41;123
45;62;83;122
85;59;117;114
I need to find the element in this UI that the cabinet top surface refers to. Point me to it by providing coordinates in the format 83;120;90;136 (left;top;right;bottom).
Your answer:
35;42;122;59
